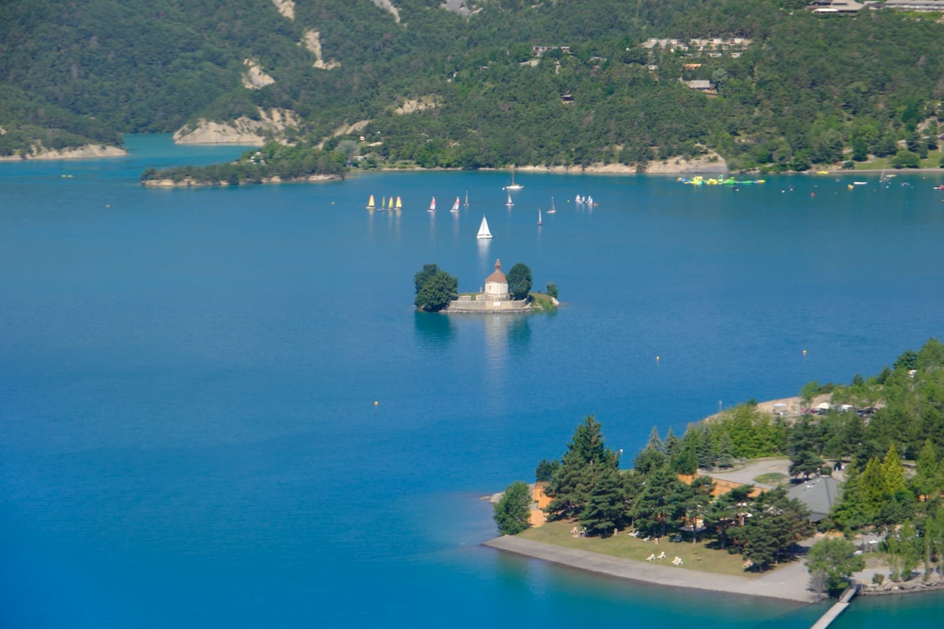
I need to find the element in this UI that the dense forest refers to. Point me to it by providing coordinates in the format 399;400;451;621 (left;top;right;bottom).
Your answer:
2;0;944;170
506;339;944;587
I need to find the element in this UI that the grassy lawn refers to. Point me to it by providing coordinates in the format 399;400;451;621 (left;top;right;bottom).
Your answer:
528;292;557;311
754;472;788;486
517;520;764;578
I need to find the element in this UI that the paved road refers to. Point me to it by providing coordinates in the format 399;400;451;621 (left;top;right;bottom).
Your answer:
485;536;819;604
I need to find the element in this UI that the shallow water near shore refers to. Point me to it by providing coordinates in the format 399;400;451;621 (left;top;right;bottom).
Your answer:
1;135;943;627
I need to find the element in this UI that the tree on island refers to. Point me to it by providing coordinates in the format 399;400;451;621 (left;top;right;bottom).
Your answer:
507;263;532;300
806;537;865;597
493;481;532;536
546;282;559;300
414;264;440;293
414;267;458;312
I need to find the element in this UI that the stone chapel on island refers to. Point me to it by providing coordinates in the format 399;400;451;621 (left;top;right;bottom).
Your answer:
446;259;531;313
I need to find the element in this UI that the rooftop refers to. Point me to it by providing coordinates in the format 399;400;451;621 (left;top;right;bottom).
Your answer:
485;258;507;283
786;476;842;522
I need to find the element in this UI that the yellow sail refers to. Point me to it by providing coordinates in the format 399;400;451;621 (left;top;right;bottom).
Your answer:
367;195;375;209
395;196;402;209
388;197;394;209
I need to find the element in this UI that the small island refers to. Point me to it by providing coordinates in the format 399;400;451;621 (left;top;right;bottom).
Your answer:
413;260;559;314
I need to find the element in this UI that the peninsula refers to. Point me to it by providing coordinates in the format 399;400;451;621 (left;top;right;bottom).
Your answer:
413;261;558;314
488;339;944;604
140;142;345;188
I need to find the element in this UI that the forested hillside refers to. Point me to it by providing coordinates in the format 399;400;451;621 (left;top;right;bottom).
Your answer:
1;0;943;170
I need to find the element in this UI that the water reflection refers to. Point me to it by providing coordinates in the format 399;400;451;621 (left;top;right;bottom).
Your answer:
481;314;531;414
477;238;490;274
413;311;454;349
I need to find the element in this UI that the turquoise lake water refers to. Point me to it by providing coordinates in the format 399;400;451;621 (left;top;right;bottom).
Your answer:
1;135;943;627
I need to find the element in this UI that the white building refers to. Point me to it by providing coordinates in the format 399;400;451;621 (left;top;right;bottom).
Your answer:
484;259;511;300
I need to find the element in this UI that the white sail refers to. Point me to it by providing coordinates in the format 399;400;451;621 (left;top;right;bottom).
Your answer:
464;191;469;208
477;216;492;239
547;196;556;214
428;197;436;213
506;191;513;207
451;197;460;213
537;209;542;225
505;165;523;190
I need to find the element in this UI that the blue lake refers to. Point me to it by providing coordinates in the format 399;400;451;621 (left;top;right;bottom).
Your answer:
1;135;943;627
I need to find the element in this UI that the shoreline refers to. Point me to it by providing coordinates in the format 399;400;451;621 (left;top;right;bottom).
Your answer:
0;144;127;162
484;536;818;604
142;174;342;187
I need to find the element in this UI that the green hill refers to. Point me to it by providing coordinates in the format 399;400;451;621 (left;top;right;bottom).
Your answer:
1;0;942;170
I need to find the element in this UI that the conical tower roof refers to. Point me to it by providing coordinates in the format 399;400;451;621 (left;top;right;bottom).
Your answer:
485;258;507;283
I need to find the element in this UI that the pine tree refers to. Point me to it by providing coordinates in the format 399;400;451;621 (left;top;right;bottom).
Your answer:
832;462;867;531
696;428;716;471
580;466;625;537
679;476;715;543
634;467;681;537
567;415;612;466
914;440;943;500
672;426;699;475
882;444;907;495
664;428;679;458
860;456;886;522
717;432;735;469
645;426;665;453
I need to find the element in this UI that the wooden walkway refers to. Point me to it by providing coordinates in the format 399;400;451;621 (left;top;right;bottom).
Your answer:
810;585;858;629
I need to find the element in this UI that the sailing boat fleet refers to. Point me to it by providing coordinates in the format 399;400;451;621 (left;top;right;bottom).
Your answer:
366;195;402;211
365;171;596;240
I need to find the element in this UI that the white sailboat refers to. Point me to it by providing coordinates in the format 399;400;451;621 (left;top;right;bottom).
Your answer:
537;209;542;226
428;197;436;213
587;195;594;206
505;191;513;207
464;191;469;208
547;196;556;214
477;216;492;239
366;195;376;210
504;165;523;191
450;197;460;213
